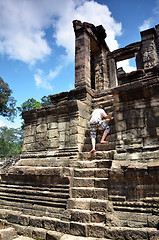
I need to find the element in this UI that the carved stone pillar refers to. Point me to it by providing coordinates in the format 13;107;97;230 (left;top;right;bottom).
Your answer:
73;20;110;90
155;24;159;63
73;20;91;88
108;58;118;88
140;28;158;69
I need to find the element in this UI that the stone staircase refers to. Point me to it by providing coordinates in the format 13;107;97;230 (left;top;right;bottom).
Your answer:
0;180;69;218
0;91;158;239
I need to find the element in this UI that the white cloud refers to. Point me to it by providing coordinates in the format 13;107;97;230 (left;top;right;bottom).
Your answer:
139;0;159;32
34;66;62;90
0;0;125;88
0;0;56;64
0;0;122;65
139;18;153;32
117;59;136;73
54;0;122;62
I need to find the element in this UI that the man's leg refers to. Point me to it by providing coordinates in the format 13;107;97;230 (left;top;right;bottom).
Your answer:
99;121;110;143
91;137;96;152
90;123;97;152
100;131;108;143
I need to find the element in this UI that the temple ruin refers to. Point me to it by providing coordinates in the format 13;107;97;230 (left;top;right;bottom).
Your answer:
0;20;159;240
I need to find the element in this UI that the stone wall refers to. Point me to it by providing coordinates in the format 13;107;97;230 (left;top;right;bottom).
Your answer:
112;68;159;168
18;87;93;167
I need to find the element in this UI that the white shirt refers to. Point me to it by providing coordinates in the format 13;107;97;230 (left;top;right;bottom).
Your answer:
90;108;106;123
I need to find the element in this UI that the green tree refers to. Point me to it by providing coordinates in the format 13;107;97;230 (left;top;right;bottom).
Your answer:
0;126;23;158
0;77;17;121
17;98;42;118
41;95;52;107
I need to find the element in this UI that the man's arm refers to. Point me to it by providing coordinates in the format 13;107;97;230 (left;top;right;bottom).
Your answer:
89;114;92;121
102;112;113;120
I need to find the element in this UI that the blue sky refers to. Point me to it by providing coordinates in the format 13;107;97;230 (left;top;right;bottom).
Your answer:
0;0;159;128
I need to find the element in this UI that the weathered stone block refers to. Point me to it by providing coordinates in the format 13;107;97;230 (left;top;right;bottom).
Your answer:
104;227;148;240
48;129;59;138
46;230;64;240
67;199;90;210
43;217;56;231
6;212;20;224
94;178;108;188
73;178;94;187
148;215;159;228
70;222;87;236
55;220;70;234
36;123;47;133
29;216;43;228
58;122;68;132
71;210;90;223
116;121;126;132
0;227;17;240
87;224;105;238
19;214;30;226
91;212;106;223
47;122;58;129
23;136;35;144
148;230;159;240
90;200;108;212
32;227;46;240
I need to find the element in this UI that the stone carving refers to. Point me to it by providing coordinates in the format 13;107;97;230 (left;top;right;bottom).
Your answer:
142;41;157;68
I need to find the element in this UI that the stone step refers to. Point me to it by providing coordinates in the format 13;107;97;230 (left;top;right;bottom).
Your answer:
0;182;69;190
89;224;158;239
0;194;67;209
0;190;68;203
0;209;158;239
0;200;65;218
71;187;108;199
73;177;109;188
141;196;159;203
70;209;107;224
67;198;111;212
73;159;112;169
108;195;126;202
74;168;109;178
78;150;115;160
112;200;158;208
83;143;116;152
13;237;35;240
112;201;159;213
0;185;69;198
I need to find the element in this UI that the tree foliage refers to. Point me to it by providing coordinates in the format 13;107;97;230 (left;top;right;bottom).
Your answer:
41;95;52;107
17;96;52;117
0;126;23;158
0;77;17;121
17;98;42;117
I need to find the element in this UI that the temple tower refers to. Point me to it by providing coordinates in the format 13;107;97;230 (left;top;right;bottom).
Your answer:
73;20;110;90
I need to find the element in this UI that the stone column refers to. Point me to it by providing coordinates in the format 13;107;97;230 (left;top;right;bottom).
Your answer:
140;28;158;69
108;58;118;88
73;21;91;88
155;24;159;63
94;48;109;90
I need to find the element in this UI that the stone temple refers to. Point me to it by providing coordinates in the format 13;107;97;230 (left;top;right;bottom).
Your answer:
0;20;159;240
